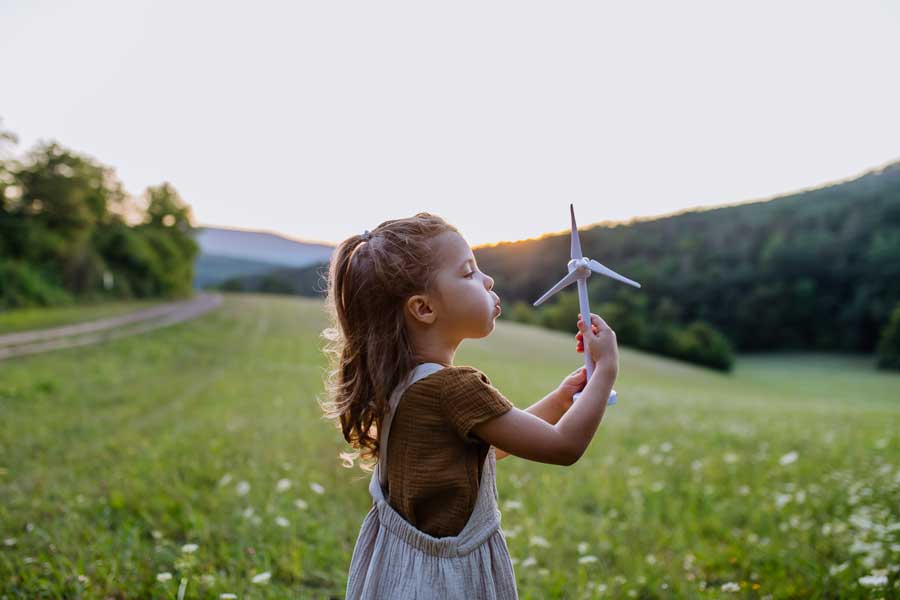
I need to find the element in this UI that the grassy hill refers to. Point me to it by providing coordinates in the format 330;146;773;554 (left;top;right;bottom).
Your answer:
1;294;898;597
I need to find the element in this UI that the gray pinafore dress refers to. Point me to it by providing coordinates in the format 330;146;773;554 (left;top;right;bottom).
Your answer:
346;362;519;599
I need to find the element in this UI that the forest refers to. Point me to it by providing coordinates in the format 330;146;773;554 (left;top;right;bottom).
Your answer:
0;119;198;310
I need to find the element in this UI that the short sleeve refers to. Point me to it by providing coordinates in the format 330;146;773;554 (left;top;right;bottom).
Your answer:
441;366;514;444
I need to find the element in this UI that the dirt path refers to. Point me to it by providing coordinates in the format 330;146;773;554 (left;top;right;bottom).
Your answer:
0;293;223;361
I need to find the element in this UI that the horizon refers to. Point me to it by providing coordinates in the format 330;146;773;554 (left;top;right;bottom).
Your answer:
196;154;900;249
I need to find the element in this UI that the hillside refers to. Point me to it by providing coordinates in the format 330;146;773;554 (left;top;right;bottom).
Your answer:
192;226;334;288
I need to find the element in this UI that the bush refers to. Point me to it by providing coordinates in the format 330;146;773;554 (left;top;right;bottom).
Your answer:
0;259;73;309
876;302;900;371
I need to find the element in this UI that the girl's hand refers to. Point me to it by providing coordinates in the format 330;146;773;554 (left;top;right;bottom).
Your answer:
555;366;587;409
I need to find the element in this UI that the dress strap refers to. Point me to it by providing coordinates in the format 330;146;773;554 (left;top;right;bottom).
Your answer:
376;362;446;489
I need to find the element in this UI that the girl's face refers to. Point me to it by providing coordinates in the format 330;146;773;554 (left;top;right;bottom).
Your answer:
431;231;501;339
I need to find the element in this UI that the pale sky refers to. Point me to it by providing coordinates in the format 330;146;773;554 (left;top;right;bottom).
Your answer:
3;1;899;248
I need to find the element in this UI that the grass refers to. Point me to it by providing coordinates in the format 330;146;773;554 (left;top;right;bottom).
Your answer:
0;298;170;335
1;292;898;598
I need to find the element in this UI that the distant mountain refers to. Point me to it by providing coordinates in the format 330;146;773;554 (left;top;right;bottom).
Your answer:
192;226;334;288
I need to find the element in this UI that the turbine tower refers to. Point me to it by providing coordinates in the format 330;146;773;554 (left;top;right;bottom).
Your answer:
533;204;642;404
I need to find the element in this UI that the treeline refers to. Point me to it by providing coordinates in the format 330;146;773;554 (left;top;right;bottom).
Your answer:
0;119;198;310
478;161;900;372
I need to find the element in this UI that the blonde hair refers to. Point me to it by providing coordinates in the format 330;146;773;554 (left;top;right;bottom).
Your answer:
318;212;459;471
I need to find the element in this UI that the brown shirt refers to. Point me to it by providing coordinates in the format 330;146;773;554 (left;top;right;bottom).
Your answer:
384;365;514;538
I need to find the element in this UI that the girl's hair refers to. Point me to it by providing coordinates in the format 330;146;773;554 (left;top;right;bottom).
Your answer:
318;212;459;472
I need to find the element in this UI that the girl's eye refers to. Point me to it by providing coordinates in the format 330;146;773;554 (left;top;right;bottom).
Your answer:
464;272;475;278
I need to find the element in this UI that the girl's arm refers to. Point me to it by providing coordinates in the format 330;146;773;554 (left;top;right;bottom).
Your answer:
493;388;572;461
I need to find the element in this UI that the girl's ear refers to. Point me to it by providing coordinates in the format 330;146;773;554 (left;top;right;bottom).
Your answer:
406;294;437;325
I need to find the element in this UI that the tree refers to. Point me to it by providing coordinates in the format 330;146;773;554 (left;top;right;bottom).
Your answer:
876;301;900;371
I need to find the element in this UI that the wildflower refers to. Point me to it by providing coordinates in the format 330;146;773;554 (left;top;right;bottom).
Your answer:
251;571;271;584
659;442;672;453
779;451;798;466
774;493;792;510
310;482;325;495
220;595;237;599
637;444;650;456
294;498;308;510
829;562;848;575
503;499;523;511
275;516;290;527
578;555;598;564
181;543;198;553
521;556;537;567
721;581;740;592
276;479;292;492
3;538;16;546
157;572;173;582
236;481;250;496
529;536;550;548
723;452;738;464
218;474;232;487
858;573;887;587
577;541;589;554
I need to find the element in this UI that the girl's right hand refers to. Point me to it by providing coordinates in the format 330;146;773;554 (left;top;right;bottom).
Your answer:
576;313;619;380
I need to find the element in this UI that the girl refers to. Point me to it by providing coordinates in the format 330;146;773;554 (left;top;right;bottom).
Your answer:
319;212;619;599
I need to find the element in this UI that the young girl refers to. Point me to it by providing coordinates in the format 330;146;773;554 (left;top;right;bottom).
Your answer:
319;212;619;599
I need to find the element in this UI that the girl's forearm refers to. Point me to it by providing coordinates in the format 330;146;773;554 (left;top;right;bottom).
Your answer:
494;388;568;460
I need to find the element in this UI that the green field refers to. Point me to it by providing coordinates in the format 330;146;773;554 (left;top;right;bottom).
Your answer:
1;293;898;598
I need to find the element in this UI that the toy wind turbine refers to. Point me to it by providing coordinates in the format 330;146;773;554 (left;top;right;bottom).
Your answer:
533;204;642;404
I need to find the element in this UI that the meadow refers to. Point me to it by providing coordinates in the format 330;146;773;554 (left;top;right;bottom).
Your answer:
1;293;898;599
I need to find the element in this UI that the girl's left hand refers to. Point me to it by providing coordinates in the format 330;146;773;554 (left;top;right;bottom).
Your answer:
556;366;587;409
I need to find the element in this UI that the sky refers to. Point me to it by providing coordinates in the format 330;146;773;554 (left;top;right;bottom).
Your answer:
3;1;899;248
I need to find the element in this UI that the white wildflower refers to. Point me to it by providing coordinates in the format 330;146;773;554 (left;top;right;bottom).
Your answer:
578;555;599;564
251;571;271;584
220;595;237;600
276;479;292;492
218;473;232;487
181;543;198;553
503;499;523;511
637;444;650;456
236;481;250;496
275;516;290;527
3;538;16;546
529;535;550;548
829;562;848;575
723;452;739;464
858;574;887;587
157;572;173;582
294;498;308;510
779;451;798;466
775;493;792;510
659;441;672;453
521;556;537;568
721;581;740;592
577;541;589;554
310;482;325;495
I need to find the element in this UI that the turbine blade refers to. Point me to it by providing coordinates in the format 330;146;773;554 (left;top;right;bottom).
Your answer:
533;270;581;306
587;259;641;288
570;203;583;260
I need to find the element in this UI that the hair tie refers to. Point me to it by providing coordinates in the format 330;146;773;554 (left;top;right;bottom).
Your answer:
362;230;371;241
